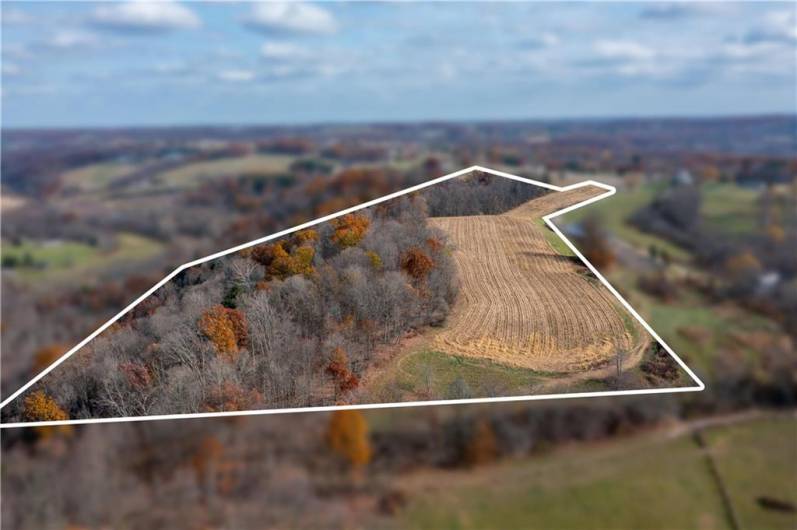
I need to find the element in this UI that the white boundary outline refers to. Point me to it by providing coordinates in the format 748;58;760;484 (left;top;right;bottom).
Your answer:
0;165;704;428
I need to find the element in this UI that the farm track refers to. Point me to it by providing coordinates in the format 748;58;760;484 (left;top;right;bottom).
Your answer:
429;185;650;373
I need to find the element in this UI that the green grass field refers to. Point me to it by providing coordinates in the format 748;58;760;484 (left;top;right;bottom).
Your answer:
385;417;796;530
368;350;550;402
60;162;137;193
705;417;797;530
701;183;760;236
1;233;163;285
154;154;296;189
535;218;576;257
390;431;729;529
605;268;779;377
560;182;692;262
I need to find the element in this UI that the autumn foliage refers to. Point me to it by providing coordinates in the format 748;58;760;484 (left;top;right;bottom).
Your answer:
464;419;498;467
203;382;262;412
23;390;68;422
425;237;444;253
251;233;317;281
331;213;370;247
33;344;67;372
326;410;372;469
366;250;383;270
325;347;359;398
293;228;319;244
725;250;762;277
199;305;248;361
269;243;315;279
579;215;615;270
401;247;435;280
119;362;152;389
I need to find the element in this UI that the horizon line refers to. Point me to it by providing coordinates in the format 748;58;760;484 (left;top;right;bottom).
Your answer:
4;112;795;133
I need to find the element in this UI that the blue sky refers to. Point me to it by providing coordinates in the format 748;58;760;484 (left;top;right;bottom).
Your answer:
2;1;795;128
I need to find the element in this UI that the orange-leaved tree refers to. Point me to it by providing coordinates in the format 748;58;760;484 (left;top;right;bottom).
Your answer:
269;244;315;279
293;228;319;245
23;390;68;422
401;247;435;281
327;409;372;470
251;240;316;280
199;305;248;362
464;418;498;467
331;213;370;247
33;344;67;372
325;347;359;399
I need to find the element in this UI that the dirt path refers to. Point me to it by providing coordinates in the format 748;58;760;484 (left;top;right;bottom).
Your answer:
534;337;649;393
428;185;650;374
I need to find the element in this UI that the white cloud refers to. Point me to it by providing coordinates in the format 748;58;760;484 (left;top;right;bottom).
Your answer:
2;62;21;77
217;69;256;83
91;1;201;33
3;8;32;25
594;40;656;61
42;30;100;51
2;43;32;61
721;40;779;61
260;42;314;61
244;3;337;35
745;9;797;44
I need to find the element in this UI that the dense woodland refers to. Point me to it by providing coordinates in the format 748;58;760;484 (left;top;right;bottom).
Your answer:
424;173;547;216
5;193;459;420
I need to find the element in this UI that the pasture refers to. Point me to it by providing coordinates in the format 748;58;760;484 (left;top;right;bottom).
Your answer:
384;417;796;530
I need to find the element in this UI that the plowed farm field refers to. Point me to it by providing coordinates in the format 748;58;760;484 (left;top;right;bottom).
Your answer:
429;185;650;373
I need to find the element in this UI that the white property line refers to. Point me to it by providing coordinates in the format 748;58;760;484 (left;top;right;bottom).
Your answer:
0;165;704;428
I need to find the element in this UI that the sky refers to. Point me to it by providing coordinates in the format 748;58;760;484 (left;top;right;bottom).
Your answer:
2;1;796;128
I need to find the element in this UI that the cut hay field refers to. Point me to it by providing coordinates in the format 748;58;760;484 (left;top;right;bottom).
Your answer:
429;185;650;374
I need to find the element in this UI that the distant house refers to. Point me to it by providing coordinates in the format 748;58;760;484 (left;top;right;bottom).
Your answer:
671;169;694;187
757;271;781;294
